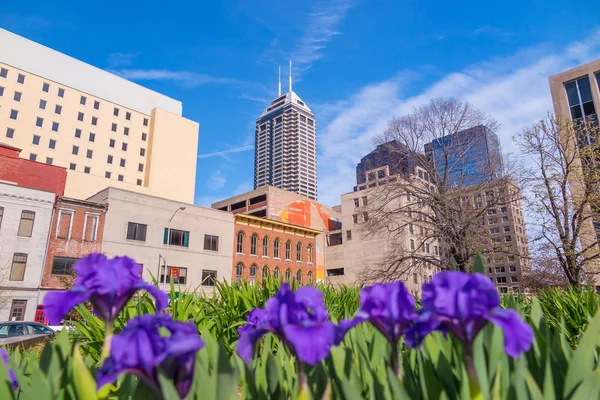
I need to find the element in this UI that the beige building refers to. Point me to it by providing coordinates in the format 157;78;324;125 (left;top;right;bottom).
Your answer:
0;182;55;321
0;28;199;203
86;188;234;295
548;60;600;280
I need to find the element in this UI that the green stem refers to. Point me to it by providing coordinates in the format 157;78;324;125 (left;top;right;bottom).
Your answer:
297;360;310;400
465;344;482;400
100;320;114;361
391;342;402;380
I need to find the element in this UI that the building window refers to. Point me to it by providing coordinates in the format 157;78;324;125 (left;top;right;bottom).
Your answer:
29;153;37;161
10;109;18;120
120;158;126;167
10;253;28;281
296;243;302;261
69;163;76;170
107;155;113;164
111;123;117;132
308;271;313;285
204;234;219;251
138;163;144;172
46;157;53;165
9;300;27;322
84;214;99;242
250;234;258;255
509;265;517;272
164;228;190;247
117;174;124;181
296;270;302;284
124;127;130;136
127;222;147;241
109;139;115;148
51;256;78;275
51;122;59;132
58;88;65;97
249;265;257;285
105;171;111;178
262;266;269;280
42;82;50;92
18;211;35;237
274;267;280;280
496;277;507;284
285;241;291;260
362;196;368;206
0;207;3;228
32;135;40;145
352;214;358;224
413;273;418;284
236;232;244;253
166;267;187;285
84;166;91;174
72;145;79;155
201;270;217;286
143;118;149;126
114;107;119;117
92;116;98;126
235;263;243;284
94;100;100;110
307;245;313;263
80;95;87;105
262;237;269;256
6;127;14;138
0;86;3;96
410;239;415;250
285;269;291;282
565;76;596;120
77;112;84;121
39;99;46;109
16;73;25;84
142;133;147;141
504;235;512;242
14;91;22;102
55;104;62;114
125;112;131;120
504;226;511;232
274;238;280;258
353;198;359;208
137;179;142;186
89;133;95;142
49;139;56;149
87;149;93;159
122;143;128;151
0;68;7;78
140;148;146;156
75;128;82;138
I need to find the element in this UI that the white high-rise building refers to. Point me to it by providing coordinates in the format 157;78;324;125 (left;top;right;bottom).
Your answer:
254;63;317;200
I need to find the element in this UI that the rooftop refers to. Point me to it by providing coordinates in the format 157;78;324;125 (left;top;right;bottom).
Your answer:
258;91;313;118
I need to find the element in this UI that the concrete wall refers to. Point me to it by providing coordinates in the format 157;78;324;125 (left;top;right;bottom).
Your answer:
0;183;55;321
88;188;234;294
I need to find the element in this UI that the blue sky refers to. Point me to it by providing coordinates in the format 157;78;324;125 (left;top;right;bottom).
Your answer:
2;1;600;206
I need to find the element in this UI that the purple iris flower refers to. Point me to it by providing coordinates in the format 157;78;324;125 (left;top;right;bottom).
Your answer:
43;254;168;325
405;271;533;358
0;348;18;390
237;284;339;365
97;314;204;398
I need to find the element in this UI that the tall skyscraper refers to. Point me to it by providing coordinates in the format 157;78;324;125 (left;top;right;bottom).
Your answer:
254;62;317;200
424;125;503;188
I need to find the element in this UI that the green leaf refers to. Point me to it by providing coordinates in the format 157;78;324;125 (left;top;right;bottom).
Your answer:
570;368;600;399
72;345;97;400
158;372;181;400
563;309;600;398
473;252;486;274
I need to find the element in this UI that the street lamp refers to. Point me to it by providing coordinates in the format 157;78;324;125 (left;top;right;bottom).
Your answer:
163;206;186;291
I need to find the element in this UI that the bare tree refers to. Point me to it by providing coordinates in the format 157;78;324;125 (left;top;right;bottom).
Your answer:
516;114;600;288
521;242;571;293
359;97;524;281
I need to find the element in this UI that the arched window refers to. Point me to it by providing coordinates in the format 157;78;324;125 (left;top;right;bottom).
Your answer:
250;234;258;255
285;268;291;282
274;238;280;258
296;270;302;284
285;241;291;260
249;264;257;286
235;263;243;284
273;267;280;280
263;237;269;257
262;265;269;280
307;245;313;263
296;242;302;261
236;232;244;254
308;271;313;285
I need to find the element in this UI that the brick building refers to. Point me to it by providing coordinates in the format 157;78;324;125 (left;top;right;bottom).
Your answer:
232;214;320;285
40;197;107;292
0;143;67;195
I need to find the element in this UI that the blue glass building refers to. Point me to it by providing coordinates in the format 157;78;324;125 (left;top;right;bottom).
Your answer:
424;125;503;188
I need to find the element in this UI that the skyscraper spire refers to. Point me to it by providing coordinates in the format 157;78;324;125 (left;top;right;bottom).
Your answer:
289;60;292;92
278;66;281;96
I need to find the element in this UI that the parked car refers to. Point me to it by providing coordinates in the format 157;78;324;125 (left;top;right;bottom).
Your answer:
0;322;55;346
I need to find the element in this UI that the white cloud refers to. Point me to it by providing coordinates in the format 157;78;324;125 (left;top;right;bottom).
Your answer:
112;69;247;89
208;170;227;190
316;30;600;206
107;52;140;67
197;145;254;160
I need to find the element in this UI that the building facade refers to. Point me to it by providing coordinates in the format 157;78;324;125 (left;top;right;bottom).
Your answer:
232;214;319;285
212;185;341;282
0;28;199;203
40;197;107;292
254;80;317;200
0;182;55;321
88;188;234;294
424;125;503;188
549;60;600;280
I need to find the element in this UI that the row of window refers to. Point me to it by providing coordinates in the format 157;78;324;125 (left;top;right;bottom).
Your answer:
0;208;35;237
126;222;220;251
56;210;100;241
235;263;314;285
236;232;313;263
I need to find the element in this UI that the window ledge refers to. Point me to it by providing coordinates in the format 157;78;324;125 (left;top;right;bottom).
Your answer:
250;254;258;257
262;256;270;259
236;252;245;255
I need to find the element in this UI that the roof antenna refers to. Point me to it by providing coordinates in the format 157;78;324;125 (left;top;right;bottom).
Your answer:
278;66;281;96
289;60;292;92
